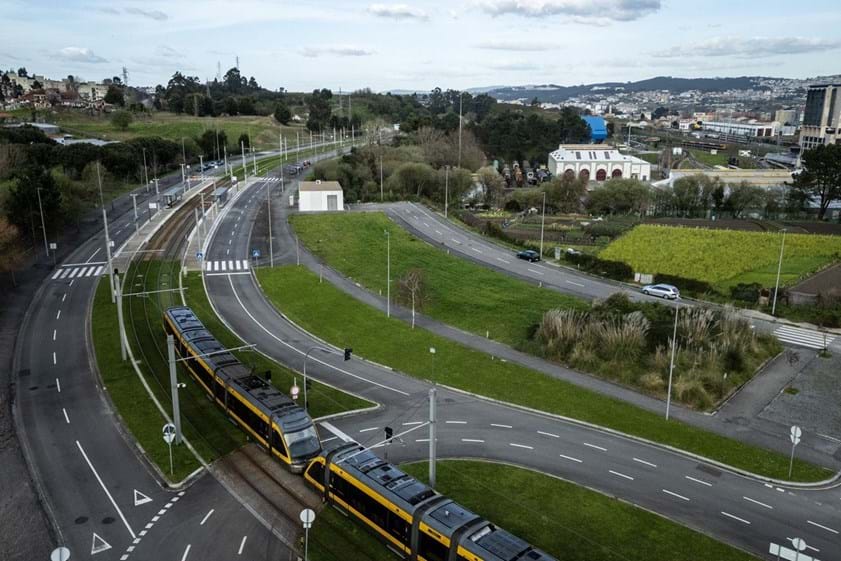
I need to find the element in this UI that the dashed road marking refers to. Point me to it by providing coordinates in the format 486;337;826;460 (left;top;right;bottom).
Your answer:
742;496;773;510
559;454;582;463
583;442;606;452
358;427;378;433
609;470;634;481
807;520;839;534
663;489;690;501
238;536;247;555
721;511;751;525
509;443;533;450
63;408;70;424
461;438;485;443
527;268;544;275
445;420;467;425
180;544;191;561
490;423;512;429
685;475;713;487
56;378;61;392
199;509;215;525
537;431;559;438
566;280;585;287
633;457;657;468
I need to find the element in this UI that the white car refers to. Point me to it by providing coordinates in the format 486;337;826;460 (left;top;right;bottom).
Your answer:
642;284;680;300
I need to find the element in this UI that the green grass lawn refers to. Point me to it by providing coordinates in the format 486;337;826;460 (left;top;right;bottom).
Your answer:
46;110;306;150
689;149;731;167
600;225;841;292
92;262;370;483
290;212;587;347
256;266;829;481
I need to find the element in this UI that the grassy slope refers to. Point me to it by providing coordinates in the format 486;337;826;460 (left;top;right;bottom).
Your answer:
257;266;828;481
600;224;841;291
402;461;756;561
290;212;587;347
48;111;306;150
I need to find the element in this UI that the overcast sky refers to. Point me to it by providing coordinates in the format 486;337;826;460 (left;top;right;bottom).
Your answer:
2;0;840;92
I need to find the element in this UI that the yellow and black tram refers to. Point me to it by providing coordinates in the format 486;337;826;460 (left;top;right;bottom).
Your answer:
163;306;321;472
304;443;558;561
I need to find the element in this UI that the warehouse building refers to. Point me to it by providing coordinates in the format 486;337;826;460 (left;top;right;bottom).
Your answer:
298;180;344;212
547;144;651;182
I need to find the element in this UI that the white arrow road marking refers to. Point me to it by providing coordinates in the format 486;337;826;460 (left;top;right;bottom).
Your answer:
133;489;153;506
91;533;112;555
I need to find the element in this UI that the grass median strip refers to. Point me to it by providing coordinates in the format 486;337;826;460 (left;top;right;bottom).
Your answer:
257;266;829;482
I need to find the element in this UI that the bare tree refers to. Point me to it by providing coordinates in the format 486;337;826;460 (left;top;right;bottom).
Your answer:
0;217;27;287
397;268;427;328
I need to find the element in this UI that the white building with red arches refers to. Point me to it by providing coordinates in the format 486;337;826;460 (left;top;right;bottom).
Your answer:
547;144;652;183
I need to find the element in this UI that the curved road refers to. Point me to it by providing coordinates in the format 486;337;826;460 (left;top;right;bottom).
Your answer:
202;166;841;560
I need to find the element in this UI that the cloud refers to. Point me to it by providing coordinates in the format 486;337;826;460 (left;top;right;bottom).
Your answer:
155;45;183;59
55;47;108;64
125;7;168;21
475;40;560;51
486;60;544;71
367;3;429;21
653;36;841;58
299;46;375;58
476;0;661;22
95;7;120;15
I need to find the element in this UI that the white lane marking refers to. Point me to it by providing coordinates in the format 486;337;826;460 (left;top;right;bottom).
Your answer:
94;266;103;276
227;276;410;396
62;293;67;302
63;408;70;424
435;229;442;235
53;329;57;341
583;442;606;451
721;511;751;525
807;520;839;534
238;536;247;555
663;489;690;501
685;475;713;487
56;310;61;320
451;238;461;244
491;423;512;428
53;352;57;365
559;454;582;463
59;269;71;279
461;438;485;443
180;544;191;561
68;268;79;279
566;280;585;287
52;269;62;280
509;443;533;450
633;457;657;468
75;440;136;538
320;422;353;443
199;509;215;525
609;470;634;481
445;420;467;425
527;268;544;276
537;430;559;438
358;427;378;433
56;378;61;393
742;496;773;510
818;433;841;443
86;247;101;262
415;438;430;442
402;421;423;426
470;247;482;254
321;436;337;443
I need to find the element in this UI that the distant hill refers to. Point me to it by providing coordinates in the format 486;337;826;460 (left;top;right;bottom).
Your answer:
478;76;769;103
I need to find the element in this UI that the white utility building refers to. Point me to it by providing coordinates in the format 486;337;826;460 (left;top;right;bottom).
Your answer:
298;180;344;212
548;144;651;182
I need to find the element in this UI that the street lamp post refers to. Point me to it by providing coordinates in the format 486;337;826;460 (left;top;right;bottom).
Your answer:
429;347;437;488
665;306;679;420
384;230;391;317
539;191;546;258
444;166;449;218
266;182;273;266
772;229;787;316
167;334;184;445
35;187;49;258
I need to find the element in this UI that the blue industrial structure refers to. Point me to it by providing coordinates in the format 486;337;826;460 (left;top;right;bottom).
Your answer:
581;116;608;143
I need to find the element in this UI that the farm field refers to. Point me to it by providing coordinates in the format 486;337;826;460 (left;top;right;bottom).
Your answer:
43;110;307;150
600;224;841;291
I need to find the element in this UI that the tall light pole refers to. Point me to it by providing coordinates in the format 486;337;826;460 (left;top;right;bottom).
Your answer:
665;306;679;420
428;350;437;488
142;147;149;189
35;187;49;258
539;191;546;258
457;92;463;169
102;207;115;303
241;141;247;183
444;166;449;218
380;151;384;202
772;229;787;316
384;230;391;318
267;182;273;266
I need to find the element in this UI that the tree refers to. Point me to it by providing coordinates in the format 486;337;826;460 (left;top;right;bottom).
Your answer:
237;133;250;150
725;182;764;218
223;96;239;116
104;84;125;106
273;102;291;125
237;97;256;115
477;166;505;207
0;217;26;286
5;166;62;243
306;89;333;132
31;79;43;90
387;162;436;198
396;268;426;328
791;144;841;219
17;67;28;77
111;110;133;131
197;129;227;158
545;174;587;213
587;179;651;215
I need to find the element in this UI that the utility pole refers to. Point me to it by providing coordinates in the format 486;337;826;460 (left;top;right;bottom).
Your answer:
142;147;149;188
130;193;139;230
167;335;183;445
35;187;49;257
539;191;546;258
102;207;115;303
115;273;126;361
194;208;202;255
665;306;679;420
772;229;787;316
429;385;437;487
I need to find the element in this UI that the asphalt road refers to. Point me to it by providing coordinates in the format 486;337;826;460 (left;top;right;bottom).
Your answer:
202;164;841;560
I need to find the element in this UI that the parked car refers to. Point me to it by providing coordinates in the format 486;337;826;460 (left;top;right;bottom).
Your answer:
516;250;540;262
641;284;680;300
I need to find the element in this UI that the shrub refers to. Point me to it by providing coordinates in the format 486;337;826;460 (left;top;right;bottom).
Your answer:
653;273;715;296
564;251;632;281
731;282;762;303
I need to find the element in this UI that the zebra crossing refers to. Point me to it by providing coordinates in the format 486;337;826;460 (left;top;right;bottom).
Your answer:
774;325;835;350
52;264;105;281
258;176;282;182
204;259;250;273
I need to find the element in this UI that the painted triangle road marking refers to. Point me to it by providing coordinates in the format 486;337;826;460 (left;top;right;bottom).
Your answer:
91;532;112;555
134;489;152;506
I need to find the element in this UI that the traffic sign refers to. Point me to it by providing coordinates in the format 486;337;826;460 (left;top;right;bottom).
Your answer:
252;248;261;259
49;242;57;250
163;432;175;444
300;508;316;529
149;202;158;210
791;538;807;552
163;423;176;435
196;251;203;261
50;547;71;561
790;425;802;446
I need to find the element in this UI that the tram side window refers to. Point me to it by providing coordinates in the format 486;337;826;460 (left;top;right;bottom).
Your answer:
271;429;288;458
418;532;448;561
227;393;265;438
330;477;388;530
306;460;324;484
386;513;410;546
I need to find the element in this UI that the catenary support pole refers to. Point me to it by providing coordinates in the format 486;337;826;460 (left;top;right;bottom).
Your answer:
429;386;437;487
167;335;183;445
666;306;679;420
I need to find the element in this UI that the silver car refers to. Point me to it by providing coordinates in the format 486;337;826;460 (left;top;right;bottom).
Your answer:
642;284;680;300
